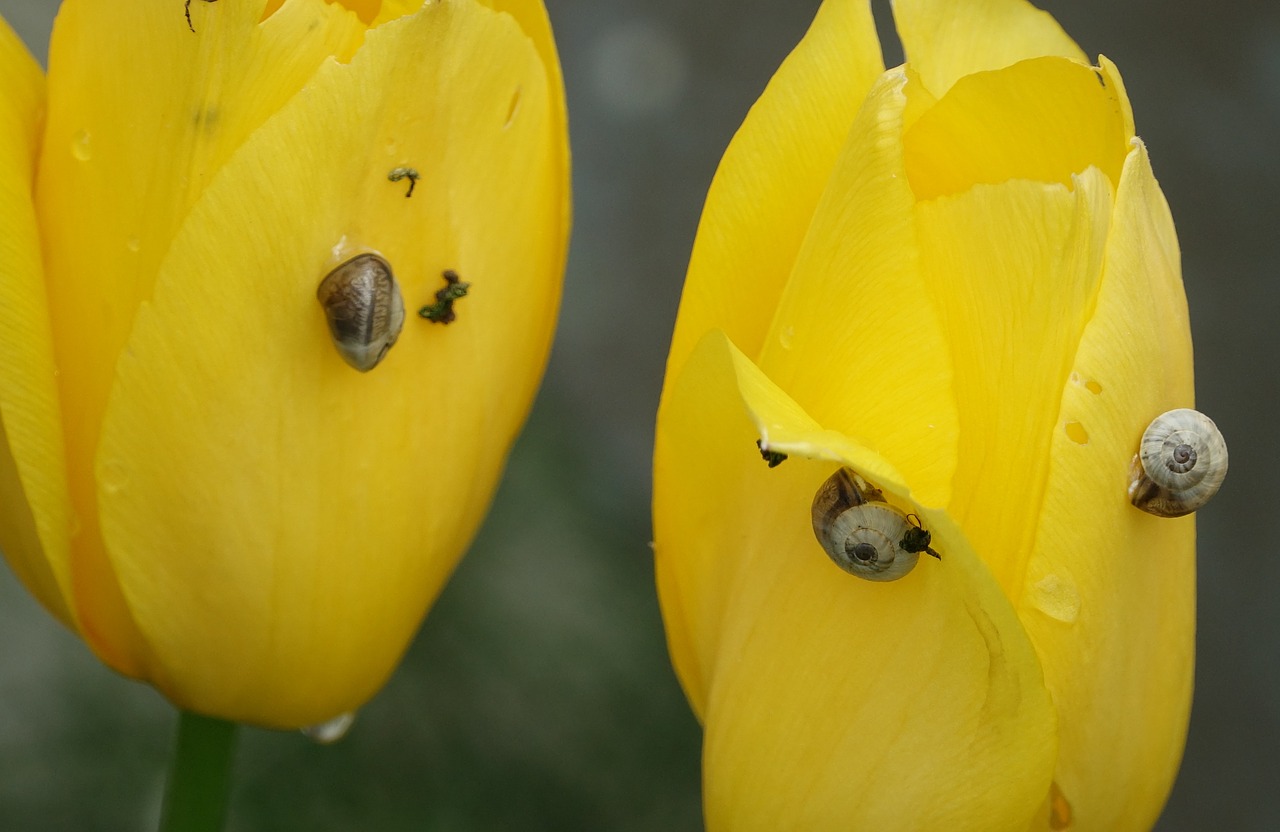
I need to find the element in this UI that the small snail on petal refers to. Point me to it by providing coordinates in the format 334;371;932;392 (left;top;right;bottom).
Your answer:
1128;408;1228;518
316;253;405;372
811;468;939;582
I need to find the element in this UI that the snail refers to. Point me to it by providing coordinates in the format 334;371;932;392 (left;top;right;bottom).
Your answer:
316;253;405;372
1128;408;1227;517
811;468;939;581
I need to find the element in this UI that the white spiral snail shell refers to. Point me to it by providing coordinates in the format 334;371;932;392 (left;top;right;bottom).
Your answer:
1128;408;1227;518
316;253;405;372
811;468;939;581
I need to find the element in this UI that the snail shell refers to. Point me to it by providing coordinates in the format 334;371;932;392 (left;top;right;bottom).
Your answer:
1128;408;1227;517
811;468;933;581
316;253;405;372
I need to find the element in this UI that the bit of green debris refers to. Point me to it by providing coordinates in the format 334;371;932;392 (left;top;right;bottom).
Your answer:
419;270;470;324
388;167;420;198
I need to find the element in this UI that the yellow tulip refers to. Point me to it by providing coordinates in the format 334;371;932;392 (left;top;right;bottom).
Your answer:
654;0;1198;828
0;0;568;729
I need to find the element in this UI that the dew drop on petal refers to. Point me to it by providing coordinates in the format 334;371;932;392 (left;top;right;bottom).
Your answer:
71;129;92;161
301;711;355;745
778;325;795;350
126;236;141;253
1068;372;1103;395
1064;421;1089;445
99;460;129;496
1049;781;1073;829
1030;574;1081;624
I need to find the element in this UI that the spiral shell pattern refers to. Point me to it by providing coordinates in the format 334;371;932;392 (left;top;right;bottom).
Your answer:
1128;408;1227;517
811;468;923;581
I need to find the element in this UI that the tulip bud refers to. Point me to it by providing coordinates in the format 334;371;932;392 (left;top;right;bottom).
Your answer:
0;0;569;729
654;0;1202;827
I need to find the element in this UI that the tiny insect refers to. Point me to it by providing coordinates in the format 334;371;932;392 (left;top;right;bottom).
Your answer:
756;439;787;468
899;514;941;559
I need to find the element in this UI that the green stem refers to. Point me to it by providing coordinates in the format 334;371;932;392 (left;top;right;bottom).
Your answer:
159;710;239;832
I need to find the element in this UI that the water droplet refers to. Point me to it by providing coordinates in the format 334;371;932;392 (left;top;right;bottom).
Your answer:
70;129;92;161
778;325;795;350
1031;574;1080;624
1049;781;1073;829
125;236;141;253
99;460;129;495
1064;421;1089;445
1069;372;1102;395
302;711;355;744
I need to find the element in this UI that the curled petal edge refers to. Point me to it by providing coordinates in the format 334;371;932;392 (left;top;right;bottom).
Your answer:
656;329;1058;828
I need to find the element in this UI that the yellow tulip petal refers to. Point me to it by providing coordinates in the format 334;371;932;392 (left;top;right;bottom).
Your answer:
903;57;1131;200
1099;54;1136;141
472;0;569;244
758;69;958;509
893;0;1086;99
37;0;368;670
96;2;565;726
1018;141;1193;829
663;0;882;380
914;169;1113;598
325;0;379;24
654;330;1055;829
899;64;937;134
474;0;564;102
371;0;436;25
655;328;903;712
262;0;421;26
0;18;77;627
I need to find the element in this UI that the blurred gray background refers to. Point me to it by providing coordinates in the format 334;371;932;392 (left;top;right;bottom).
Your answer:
0;0;1273;829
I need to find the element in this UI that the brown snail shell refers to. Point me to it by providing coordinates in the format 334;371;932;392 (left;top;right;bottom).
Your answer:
1128;408;1227;517
811;468;937;581
316;253;405;372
